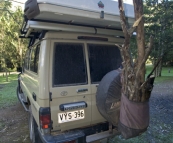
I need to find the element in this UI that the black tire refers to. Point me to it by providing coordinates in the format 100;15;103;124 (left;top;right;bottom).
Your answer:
29;106;42;143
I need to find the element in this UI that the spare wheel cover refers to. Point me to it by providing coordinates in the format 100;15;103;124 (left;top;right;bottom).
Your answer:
96;70;122;126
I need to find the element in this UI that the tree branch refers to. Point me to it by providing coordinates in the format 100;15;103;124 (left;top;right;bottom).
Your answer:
115;44;124;61
128;15;143;36
136;35;154;79
118;0;129;40
133;15;143;27
115;44;122;50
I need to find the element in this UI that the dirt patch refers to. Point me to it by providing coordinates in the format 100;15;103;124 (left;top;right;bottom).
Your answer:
0;103;30;143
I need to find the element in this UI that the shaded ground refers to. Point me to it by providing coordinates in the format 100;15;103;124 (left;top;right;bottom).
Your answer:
0;77;173;143
0;103;30;143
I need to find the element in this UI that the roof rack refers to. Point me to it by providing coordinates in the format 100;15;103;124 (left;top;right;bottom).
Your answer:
20;0;135;39
20;19;125;39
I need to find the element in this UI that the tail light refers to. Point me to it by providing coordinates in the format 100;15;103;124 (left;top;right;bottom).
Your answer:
39;107;51;129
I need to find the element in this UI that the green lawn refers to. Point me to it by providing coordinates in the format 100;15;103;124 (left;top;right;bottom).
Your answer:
146;65;173;83
0;73;19;109
0;73;18;83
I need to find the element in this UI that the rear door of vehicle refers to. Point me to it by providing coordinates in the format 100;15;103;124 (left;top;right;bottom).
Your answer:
49;40;92;131
87;42;122;124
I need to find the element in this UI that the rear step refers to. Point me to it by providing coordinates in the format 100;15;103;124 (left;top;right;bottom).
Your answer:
17;91;29;112
20;98;29;112
86;129;120;143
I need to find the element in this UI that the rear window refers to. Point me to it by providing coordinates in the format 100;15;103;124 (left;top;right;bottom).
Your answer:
24;49;30;70
88;44;122;83
53;43;87;86
30;45;40;73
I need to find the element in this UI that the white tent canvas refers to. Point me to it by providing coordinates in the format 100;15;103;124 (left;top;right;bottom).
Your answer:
25;0;134;29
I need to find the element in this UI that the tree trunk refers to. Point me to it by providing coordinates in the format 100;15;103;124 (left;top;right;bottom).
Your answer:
118;0;154;102
154;59;159;77
153;59;157;76
133;0;146;102
5;70;8;82
156;67;159;77
158;59;163;77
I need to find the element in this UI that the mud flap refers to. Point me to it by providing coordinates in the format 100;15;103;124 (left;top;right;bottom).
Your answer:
119;94;149;139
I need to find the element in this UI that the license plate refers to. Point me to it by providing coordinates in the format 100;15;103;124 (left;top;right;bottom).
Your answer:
58;110;85;123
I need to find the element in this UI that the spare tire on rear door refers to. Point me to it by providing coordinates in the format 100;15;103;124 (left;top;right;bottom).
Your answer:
96;70;121;126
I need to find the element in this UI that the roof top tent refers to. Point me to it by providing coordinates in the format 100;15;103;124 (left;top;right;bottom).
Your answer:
21;0;134;39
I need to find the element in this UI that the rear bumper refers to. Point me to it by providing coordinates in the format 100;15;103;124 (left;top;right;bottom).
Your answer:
38;123;120;143
39;129;119;143
39;130;85;143
86;129;118;143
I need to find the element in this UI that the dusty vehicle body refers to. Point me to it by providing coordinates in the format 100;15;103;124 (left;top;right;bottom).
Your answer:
17;0;134;142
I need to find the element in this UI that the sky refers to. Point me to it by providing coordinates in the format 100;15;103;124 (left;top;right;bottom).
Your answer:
112;0;133;4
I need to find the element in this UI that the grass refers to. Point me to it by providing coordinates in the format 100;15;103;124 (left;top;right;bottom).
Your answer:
0;73;18;84
146;65;173;83
0;73;18;109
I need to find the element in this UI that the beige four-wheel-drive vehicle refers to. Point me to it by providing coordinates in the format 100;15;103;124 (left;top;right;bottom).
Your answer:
17;0;134;143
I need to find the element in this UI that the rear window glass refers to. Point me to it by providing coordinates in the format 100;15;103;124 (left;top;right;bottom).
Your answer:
53;43;87;86
88;44;122;83
30;45;40;73
24;49;30;70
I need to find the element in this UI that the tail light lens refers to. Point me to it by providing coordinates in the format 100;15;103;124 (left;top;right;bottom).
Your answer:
40;114;51;129
39;107;51;129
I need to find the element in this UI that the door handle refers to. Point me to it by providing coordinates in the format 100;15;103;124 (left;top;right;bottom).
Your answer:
76;88;88;93
32;92;37;101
